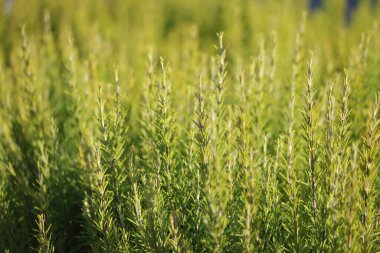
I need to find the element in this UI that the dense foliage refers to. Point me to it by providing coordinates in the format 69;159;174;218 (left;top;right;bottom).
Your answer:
0;0;379;252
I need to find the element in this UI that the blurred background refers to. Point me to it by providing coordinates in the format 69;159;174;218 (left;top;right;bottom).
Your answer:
1;0;379;65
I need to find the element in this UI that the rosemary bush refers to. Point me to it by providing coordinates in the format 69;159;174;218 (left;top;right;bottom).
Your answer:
0;0;379;252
